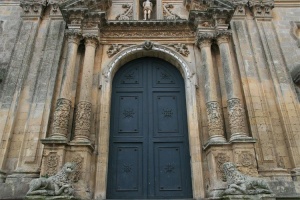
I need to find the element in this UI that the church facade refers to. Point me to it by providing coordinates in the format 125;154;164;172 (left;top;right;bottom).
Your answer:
0;0;300;199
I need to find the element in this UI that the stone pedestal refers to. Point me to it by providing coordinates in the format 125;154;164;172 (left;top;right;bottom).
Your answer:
222;194;276;200
25;195;78;200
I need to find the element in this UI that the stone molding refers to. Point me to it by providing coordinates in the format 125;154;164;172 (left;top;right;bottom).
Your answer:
74;101;92;141
52;98;72;139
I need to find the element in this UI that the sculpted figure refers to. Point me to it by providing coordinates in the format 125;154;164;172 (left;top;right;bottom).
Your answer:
143;0;153;20
223;162;272;195
27;162;76;196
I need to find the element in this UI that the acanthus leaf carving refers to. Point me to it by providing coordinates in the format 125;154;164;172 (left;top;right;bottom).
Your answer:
20;0;47;17
248;0;274;18
45;152;59;176
116;4;133;20
107;44;132;57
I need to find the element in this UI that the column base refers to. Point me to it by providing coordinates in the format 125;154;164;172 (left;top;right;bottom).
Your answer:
0;170;6;183
203;137;229;150
71;137;91;144
229;133;256;143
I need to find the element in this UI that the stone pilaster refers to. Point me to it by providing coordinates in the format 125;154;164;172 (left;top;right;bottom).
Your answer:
215;30;250;142
51;30;82;140
197;33;226;145
73;35;98;142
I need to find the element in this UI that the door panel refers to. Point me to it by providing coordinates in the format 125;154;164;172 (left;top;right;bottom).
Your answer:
107;57;192;199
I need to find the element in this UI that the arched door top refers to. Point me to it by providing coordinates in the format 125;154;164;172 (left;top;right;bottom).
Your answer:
101;43;197;87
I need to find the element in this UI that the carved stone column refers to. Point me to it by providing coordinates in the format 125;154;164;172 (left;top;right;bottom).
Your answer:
51;30;82;140
216;31;250;142
73;35;99;142
197;33;226;144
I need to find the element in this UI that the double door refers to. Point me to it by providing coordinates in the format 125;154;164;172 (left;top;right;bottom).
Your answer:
107;57;192;199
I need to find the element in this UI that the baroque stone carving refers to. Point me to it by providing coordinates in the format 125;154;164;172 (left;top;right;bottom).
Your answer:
237;152;258;176
116;4;133;20
84;34;99;48
20;0;46;16
215;30;232;45
52;98;71;138
222;162;272;195
45;153;59;176
163;4;182;20
70;154;83;182
168;43;190;56
249;0;274;17
65;29;82;45
74;101;92;139
227;98;246;134
107;44;131;57
196;32;214;48
206;101;224;136
216;153;230;181
143;40;154;50
26;162;76;196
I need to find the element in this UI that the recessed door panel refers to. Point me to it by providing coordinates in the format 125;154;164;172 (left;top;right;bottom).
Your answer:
107;57;192;199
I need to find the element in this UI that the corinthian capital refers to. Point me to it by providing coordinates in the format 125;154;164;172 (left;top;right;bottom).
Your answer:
84;34;99;48
249;0;274;18
65;29;83;45
196;32;214;48
215;30;232;45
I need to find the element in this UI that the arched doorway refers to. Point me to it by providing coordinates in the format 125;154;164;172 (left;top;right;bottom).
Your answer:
106;57;193;199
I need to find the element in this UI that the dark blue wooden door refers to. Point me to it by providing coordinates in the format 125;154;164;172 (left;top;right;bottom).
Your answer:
107;57;192;199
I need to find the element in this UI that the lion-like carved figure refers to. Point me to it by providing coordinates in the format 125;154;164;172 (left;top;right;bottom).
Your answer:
27;162;76;196
223;162;272;195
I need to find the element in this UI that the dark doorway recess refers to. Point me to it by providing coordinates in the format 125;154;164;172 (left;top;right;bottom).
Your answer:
107;57;193;199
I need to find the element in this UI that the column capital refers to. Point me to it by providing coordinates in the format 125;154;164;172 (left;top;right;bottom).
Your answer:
20;0;46;19
65;29;83;45
248;0;274;20
83;34;99;48
196;32;214;48
215;30;232;45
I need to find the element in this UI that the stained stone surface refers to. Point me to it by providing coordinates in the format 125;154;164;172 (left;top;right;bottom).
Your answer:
222;194;276;200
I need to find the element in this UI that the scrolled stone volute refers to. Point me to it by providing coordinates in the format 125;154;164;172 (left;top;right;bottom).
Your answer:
222;162;272;195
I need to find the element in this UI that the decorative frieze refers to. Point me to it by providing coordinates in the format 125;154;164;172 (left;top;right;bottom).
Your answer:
227;98;246;135
74;101;92;140
206;101;224;136
107;44;131;57
52;98;71;139
116;4;133;20
163;4;182;20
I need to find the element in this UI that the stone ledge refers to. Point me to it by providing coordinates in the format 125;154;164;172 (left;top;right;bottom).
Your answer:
25;195;78;200
222;194;276;200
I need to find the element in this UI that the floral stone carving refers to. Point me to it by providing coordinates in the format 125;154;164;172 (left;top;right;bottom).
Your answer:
116;4;133;20
26;162;76;196
45;153;59;176
74;101;92;138
163;4;182;20
206;101;224;136
227;98;246;134
222;162;272;195
216;153;230;181
52;98;71;138
168;43;189;57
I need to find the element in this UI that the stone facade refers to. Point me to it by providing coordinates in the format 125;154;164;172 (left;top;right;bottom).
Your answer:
0;0;299;199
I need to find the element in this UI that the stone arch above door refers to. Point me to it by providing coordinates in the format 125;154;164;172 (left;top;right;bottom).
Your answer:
94;43;204;200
